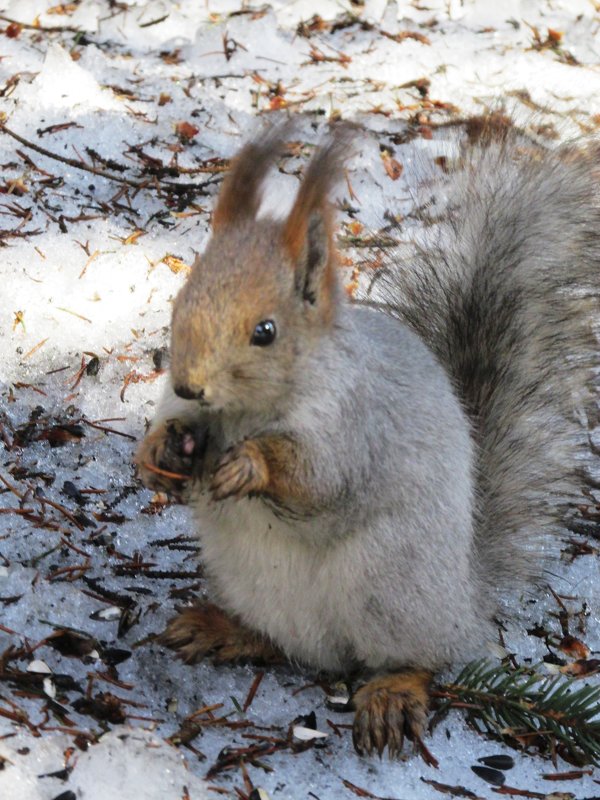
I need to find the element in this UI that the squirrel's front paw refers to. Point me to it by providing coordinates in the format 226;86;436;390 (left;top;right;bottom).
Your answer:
134;420;202;494
352;670;435;762
210;440;268;501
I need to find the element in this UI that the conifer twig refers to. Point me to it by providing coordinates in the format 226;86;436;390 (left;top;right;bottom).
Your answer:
0;123;219;196
434;660;600;765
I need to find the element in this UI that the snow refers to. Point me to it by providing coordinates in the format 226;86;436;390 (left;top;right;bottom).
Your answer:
0;1;599;798
0;727;212;799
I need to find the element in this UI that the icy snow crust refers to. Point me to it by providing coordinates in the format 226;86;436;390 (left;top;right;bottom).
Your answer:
0;1;599;798
0;727;213;800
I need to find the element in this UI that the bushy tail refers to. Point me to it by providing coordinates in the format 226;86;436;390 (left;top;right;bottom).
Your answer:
378;137;600;587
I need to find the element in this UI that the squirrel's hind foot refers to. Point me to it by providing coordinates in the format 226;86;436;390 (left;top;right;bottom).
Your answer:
159;602;284;665
352;670;434;762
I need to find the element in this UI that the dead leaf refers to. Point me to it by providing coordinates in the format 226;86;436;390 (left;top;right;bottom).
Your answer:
46;628;98;657
123;230;146;246
47;3;78;14
161;254;192;275
381;151;403;180
5;22;22;38
12;310;25;332
560;658;600;677
72;692;127;724
421;778;484;799
37;424;85;447
269;96;287;110
175;121;199;142
558;635;590;660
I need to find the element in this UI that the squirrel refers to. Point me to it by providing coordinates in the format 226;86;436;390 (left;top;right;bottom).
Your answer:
134;123;600;759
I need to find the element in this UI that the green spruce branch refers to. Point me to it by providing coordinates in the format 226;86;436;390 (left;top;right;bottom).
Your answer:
435;660;600;765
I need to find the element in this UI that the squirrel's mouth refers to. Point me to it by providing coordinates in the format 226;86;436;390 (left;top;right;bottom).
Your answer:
173;384;206;402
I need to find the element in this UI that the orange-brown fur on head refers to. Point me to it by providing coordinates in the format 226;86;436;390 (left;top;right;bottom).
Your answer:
170;127;348;414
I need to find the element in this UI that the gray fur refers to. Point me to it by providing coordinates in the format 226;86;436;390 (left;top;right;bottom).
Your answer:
145;133;599;675
154;307;485;672
375;140;600;590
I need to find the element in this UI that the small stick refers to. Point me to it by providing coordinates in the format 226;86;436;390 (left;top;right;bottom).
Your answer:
47;562;91;581
23;338;49;360
0;622;19;635
414;732;439;769
142;462;189;481
0;472;25;500
79;249;100;279
60;537;91;558
0;13;81;33
56;307;92;324
1;123;149;189
0;123;220;195
81;419;136;441
37;496;84;531
242;671;265;712
189;702;225;720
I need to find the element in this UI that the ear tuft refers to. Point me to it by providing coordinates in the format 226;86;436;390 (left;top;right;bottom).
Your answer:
284;124;356;315
296;212;330;305
283;125;353;261
212;124;290;231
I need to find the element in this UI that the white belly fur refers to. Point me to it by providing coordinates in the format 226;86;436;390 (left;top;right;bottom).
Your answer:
192;490;364;673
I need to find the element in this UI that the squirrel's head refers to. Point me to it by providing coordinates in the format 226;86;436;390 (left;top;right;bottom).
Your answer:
170;127;348;414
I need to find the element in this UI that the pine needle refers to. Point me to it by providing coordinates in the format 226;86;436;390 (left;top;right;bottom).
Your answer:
435;660;600;765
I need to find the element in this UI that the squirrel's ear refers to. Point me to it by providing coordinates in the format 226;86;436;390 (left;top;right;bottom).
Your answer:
212;127;287;231
290;207;334;307
283;129;351;315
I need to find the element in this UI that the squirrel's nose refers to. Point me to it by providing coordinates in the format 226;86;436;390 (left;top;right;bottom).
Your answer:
174;384;205;402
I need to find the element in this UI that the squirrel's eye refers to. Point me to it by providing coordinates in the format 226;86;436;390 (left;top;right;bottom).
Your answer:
251;320;277;346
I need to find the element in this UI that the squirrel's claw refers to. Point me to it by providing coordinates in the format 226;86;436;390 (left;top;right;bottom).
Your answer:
352;670;432;761
159;602;283;665
210;440;268;501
